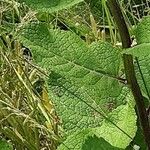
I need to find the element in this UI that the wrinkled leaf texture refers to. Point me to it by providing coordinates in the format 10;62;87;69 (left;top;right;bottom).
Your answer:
17;22;137;149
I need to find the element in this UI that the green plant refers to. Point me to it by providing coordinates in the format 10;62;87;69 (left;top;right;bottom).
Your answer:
1;0;150;149
0;139;13;150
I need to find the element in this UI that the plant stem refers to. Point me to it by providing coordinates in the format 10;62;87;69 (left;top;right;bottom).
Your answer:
107;0;150;149
123;54;150;149
107;0;131;48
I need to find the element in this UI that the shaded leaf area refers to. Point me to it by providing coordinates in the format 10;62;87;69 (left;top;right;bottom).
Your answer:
82;135;122;150
17;23;131;134
18;0;84;13
0;140;13;150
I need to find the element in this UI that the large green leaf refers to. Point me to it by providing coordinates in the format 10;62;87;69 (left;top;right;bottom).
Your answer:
18;23;129;134
57;101;136;150
57;130;122;150
57;129;94;150
94;101;137;149
135;16;150;44
124;43;150;98
18;0;83;13
82;135;122;150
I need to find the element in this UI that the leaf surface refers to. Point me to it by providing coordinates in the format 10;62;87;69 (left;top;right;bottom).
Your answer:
18;23;129;134
94;101;137;149
135;16;150;44
57;131;122;150
57;129;94;150
18;0;83;13
0;140;13;150
124;43;150;98
57;101;136;150
124;16;150;97
82;135;122;150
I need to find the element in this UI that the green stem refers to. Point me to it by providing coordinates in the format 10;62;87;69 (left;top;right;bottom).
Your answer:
107;0;150;149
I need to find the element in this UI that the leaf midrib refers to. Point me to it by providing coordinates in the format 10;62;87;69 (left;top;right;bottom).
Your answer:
23;35;120;81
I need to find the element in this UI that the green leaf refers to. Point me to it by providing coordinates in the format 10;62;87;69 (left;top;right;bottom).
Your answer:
94;101;137;149
18;0;83;13
18;23;129;134
82;135;122;150
57;102;136;150
57;129;94;150
0;140;13;150
57;131;123;150
135;16;150;44
124;43;150;98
